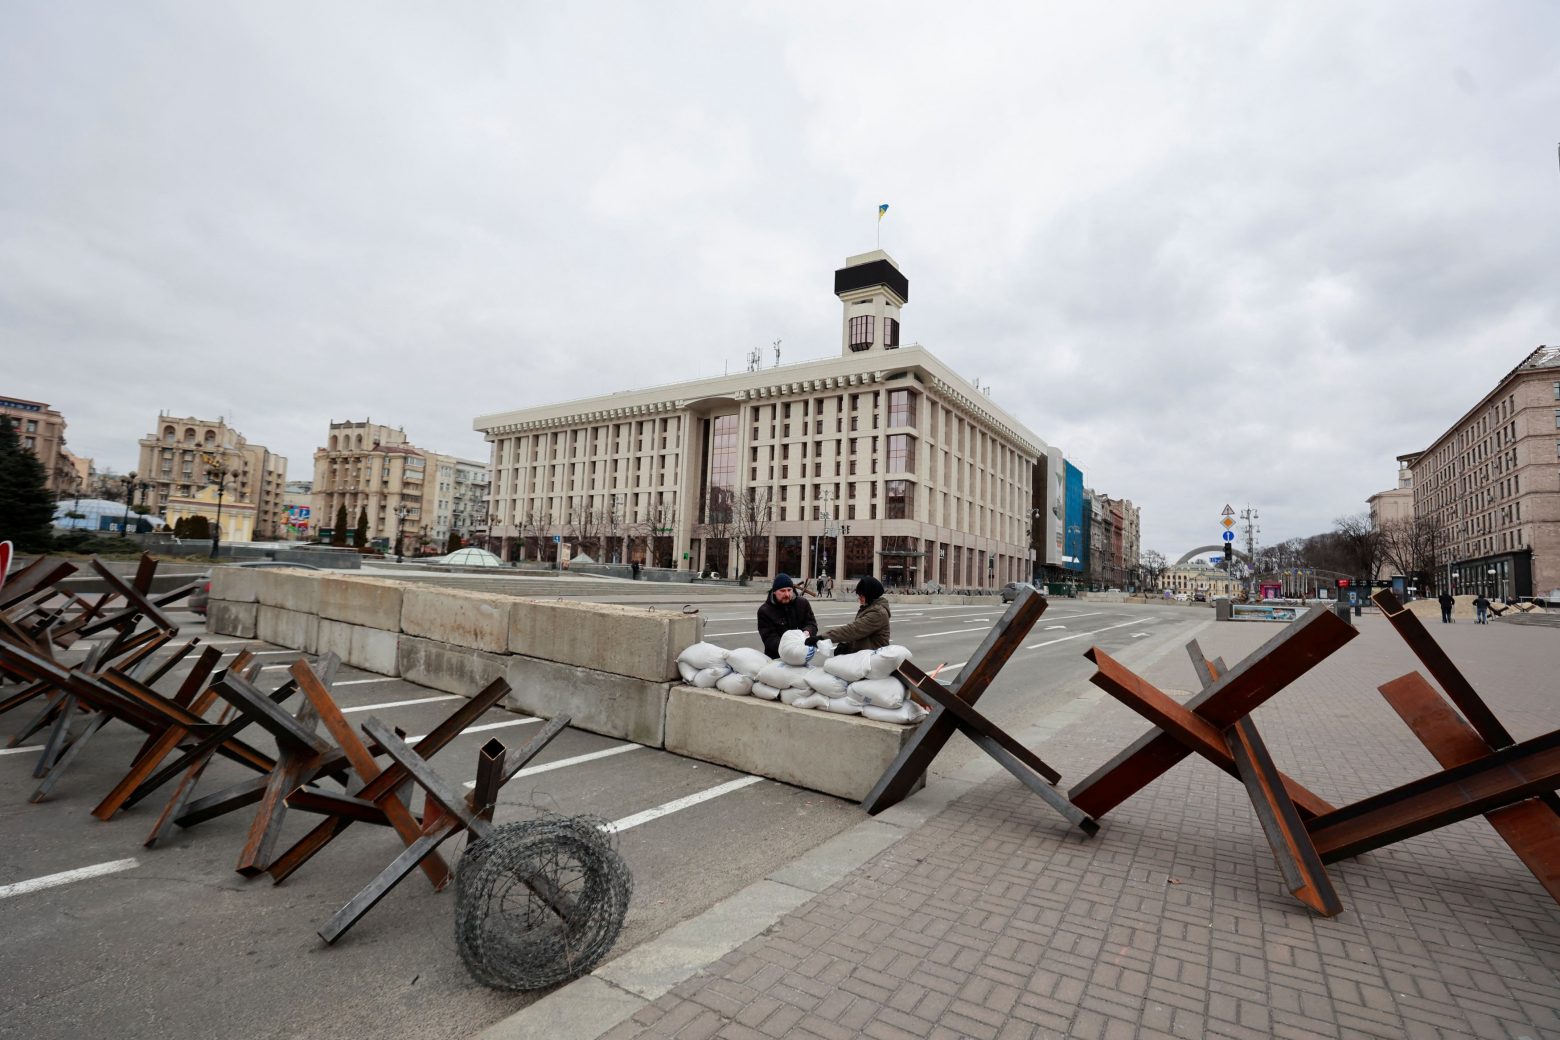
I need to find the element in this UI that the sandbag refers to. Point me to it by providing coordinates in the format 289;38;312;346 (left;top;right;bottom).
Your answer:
864;645;912;680
789;692;829;710
778;629;811;666
778;685;811;706
804;668;850;697
849;676;906;709
725;647;770;678
751;682;782;701
692;666;729;689
809;638;837;664
823;649;874;682
715;671;754;696
677;660;699;684
756;660;812;690
677;641;730;671
863;700;929;725
822;696;864;715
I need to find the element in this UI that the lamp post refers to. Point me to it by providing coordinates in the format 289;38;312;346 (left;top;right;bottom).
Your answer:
119;472;137;537
395;504;408;563
210;469;234;559
1487;565;1498;600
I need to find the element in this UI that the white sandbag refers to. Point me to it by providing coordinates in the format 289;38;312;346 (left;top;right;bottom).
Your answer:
756;660;812;690
849;676;906;709
863;700;929;725
751;682;782;701
865;645;912;680
716;671;754;696
823;649;874;682
778;685;811;706
692;666;729;689
809;638;837;664
677;660;699;684
677;641;730;671
822;696;864;715
789;692;829;710
804;668;850;697
725;647;770;678
778;629;811;666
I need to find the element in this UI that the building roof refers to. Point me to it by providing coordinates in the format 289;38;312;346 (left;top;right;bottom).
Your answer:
1410;344;1560;462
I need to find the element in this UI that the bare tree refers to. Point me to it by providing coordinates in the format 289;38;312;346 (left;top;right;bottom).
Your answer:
1332;513;1384;581
734;488;773;579
1138;549;1168;590
1379;516;1441;593
567;498;606;559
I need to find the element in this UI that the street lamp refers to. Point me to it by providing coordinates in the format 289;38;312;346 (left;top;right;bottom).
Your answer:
210;468;235;559
119;472;137;537
1487;565;1498;600
395;504;408;563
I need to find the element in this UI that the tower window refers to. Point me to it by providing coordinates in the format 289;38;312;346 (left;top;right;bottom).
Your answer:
849;315;874;351
884;317;900;348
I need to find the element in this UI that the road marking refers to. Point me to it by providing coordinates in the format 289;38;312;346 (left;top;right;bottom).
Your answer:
1026;617;1152;650
464;744;641;787
964;618;990;623
1132;632;1149;638
1044;625;1066;630
221;649;298;657
344;694;464;714
404;718;539;742
0;745;44;757
331;677;402;686
604;776;764;834
0;858;139;900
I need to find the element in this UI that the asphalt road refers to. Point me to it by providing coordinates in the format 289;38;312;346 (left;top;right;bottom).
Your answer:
0;592;1212;1040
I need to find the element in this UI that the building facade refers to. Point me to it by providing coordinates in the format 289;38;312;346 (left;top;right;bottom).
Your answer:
2;396;82;496
476;252;1051;588
136;414;287;539
1366;454;1417;580
1408;344;1560;598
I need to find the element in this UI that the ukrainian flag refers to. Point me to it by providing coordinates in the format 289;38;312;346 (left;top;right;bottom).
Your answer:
878;203;889;221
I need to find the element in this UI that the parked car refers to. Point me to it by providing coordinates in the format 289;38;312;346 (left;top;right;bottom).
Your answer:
1173;592;1189;602
1000;581;1041;604
1193;591;1207;602
188;561;323;615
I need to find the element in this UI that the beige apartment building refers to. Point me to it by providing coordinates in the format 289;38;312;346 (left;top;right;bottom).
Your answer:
1408;344;1560;598
475;252;1056;588
2;396;83;495
136;414;287;540
1366;454;1417;580
311;422;486;551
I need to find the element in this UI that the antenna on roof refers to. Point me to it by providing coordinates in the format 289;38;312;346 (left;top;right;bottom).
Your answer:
772;339;782;368
746;344;762;373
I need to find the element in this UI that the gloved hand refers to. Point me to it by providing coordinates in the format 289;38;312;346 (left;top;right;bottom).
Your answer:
804;634;820;647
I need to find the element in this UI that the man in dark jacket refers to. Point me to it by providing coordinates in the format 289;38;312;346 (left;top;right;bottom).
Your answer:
757;573;818;657
813;575;892;654
1438;591;1455;623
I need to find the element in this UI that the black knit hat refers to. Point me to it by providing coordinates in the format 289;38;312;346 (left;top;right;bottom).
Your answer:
771;573;795;592
856;575;885;602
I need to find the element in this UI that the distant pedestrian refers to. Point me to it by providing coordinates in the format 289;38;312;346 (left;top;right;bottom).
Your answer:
824;575;835;599
632;561;641;581
1473;594;1490;624
1438;591;1455;624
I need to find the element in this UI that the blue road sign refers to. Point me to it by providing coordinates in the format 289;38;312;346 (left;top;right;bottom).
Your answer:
552;535;562;543
1221;531;1236;542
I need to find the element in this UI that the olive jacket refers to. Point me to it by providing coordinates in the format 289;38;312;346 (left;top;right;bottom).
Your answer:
822;599;892;654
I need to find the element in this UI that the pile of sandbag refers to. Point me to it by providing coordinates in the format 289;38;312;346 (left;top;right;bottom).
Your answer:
674;633;928;725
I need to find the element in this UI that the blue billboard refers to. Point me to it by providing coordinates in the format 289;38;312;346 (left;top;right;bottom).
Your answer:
1063;461;1085;572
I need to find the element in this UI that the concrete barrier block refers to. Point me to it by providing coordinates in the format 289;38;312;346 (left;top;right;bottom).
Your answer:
503;655;669;747
402;587;512;653
665;687;921;802
253;568;323;614
508;600;699;682
256;605;319;653
206;600;257;638
208;567;263;604
319;575;406;630
319;619;401;676
398;635;506;696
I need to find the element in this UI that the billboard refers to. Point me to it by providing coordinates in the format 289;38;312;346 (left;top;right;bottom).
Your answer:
284;505;311;535
1063;460;1084;572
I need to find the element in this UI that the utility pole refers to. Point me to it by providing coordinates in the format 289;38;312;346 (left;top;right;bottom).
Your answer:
1240;505;1260;600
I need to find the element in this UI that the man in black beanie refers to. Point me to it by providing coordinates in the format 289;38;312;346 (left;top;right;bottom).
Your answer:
812;575;891;654
756;573;819;657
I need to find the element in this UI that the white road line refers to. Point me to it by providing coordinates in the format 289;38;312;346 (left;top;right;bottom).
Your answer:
331;677;402;686
916;626;998;639
0;858;139;900
344;695;463;714
964;618;990;623
404;718;539;742
1044;625;1066;630
1025;617;1153;650
0;745;44;757
221;649;298;657
1040;611;1109;621
604;776;763;834
1132;632;1149;638
464;744;641;787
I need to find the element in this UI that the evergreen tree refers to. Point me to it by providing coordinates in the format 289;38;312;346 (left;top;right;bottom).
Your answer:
354;507;369;549
331;505;348;547
187;515;211;540
445;530;463;554
0;418;55;551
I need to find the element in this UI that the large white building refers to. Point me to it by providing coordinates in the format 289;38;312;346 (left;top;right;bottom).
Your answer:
474;252;1063;588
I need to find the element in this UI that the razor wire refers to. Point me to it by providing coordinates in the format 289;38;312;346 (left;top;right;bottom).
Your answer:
454;814;633;991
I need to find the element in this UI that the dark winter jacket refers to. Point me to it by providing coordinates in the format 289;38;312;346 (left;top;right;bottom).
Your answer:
757;593;819;658
822;599;892;654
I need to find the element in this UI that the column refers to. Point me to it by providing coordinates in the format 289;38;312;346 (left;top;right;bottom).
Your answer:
872;532;883;580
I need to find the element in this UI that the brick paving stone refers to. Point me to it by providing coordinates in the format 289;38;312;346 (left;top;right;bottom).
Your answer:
597;619;1558;1040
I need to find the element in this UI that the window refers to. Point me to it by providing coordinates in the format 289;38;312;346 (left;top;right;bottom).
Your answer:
888;389;917;428
849;315;874;351
886;479;910;519
884;317;900;349
1554;380;1559;400
887;434;914;473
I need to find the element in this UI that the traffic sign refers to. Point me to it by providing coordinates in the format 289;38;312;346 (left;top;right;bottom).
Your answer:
1221;504;1235;516
1221;531;1235;542
552;535;562;543
1220;517;1236;529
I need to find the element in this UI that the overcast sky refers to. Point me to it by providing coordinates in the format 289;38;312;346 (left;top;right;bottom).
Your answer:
4;3;1557;556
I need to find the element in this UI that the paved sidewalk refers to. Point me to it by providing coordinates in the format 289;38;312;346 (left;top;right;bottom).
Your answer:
521;615;1559;1040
